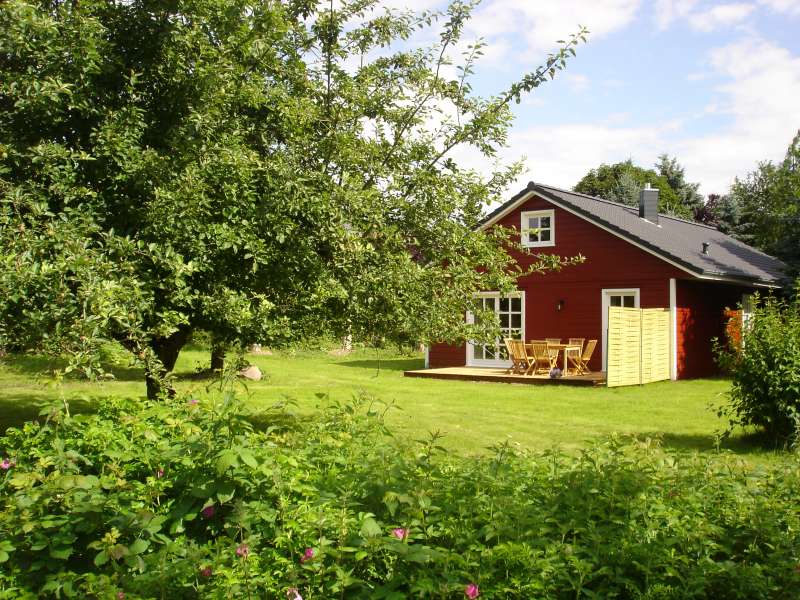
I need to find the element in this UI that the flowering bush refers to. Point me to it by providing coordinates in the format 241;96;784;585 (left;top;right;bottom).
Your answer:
1;392;800;598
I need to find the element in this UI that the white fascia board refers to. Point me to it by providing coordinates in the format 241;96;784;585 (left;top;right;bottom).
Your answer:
479;191;535;231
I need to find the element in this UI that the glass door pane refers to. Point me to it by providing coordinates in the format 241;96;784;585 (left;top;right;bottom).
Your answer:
472;294;523;363
474;297;497;360
496;294;523;360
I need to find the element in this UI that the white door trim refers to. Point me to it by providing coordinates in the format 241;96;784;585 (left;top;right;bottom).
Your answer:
466;291;525;368
601;288;641;370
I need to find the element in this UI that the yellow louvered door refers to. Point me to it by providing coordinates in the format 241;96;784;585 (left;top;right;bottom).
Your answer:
640;309;670;384
607;307;641;387
607;307;670;387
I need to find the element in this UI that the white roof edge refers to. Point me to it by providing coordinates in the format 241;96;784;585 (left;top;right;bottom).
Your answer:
479;190;535;231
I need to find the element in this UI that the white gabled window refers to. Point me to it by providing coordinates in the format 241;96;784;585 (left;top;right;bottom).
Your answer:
520;209;555;248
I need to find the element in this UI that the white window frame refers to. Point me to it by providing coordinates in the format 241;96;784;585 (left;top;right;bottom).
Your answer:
601;288;640;371
520;209;555;248
466;291;525;368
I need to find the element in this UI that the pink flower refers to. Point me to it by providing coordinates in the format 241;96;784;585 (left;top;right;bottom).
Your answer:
236;544;250;558
465;583;480;599
200;566;213;577
391;527;408;540
156;468;164;478
286;588;303;600
201;505;215;519
300;547;314;563
188;398;199;405
1;459;12;470
117;593;125;600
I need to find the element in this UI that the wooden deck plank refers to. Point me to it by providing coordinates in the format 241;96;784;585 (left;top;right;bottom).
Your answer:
404;367;607;387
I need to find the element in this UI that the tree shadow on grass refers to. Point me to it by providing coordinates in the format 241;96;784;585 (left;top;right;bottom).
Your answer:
2;354;145;383
334;358;424;372
0;393;98;435
639;430;791;457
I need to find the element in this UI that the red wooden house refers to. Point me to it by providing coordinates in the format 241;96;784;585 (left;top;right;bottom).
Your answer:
427;182;786;379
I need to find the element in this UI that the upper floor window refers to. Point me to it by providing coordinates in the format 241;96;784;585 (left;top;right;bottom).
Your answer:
520;209;555;247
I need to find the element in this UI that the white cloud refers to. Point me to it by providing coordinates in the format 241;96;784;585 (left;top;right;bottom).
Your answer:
758;0;800;15
565;73;590;92
466;0;640;57
689;3;756;31
675;37;800;191
507;123;671;191
654;0;699;29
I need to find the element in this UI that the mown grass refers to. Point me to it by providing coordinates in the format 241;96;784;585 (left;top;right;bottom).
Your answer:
0;345;783;460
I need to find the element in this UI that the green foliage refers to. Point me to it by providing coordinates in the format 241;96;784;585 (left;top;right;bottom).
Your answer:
0;0;586;394
715;293;800;444
654;154;704;217
730;130;800;278
2;391;800;598
573;159;689;218
695;193;740;234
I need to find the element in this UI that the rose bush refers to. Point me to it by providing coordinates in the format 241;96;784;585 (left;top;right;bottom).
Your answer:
1;392;799;598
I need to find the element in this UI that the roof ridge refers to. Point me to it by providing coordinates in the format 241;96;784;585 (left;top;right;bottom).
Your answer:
533;182;718;231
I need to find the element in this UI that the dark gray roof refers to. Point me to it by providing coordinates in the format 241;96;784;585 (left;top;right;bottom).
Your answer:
481;182;786;286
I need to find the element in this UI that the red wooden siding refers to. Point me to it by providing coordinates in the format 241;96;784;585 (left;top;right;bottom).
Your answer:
428;342;465;368
675;279;749;378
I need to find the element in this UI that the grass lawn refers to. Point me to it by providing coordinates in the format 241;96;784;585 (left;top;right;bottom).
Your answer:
0;345;780;461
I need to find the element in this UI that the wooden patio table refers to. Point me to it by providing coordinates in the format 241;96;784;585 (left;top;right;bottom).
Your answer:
526;343;582;374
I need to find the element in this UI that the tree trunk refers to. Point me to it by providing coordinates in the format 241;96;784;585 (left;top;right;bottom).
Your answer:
210;343;225;372
145;326;191;400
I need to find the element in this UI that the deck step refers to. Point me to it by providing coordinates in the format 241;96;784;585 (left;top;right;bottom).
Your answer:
404;367;606;387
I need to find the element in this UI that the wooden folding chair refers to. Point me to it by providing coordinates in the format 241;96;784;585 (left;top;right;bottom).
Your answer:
545;342;561;370
571;339;597;374
505;339;534;375
568;338;585;352
529;341;554;375
565;338;585;375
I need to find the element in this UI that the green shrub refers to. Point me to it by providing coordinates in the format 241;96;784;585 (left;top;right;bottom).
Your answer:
715;293;800;444
1;392;800;598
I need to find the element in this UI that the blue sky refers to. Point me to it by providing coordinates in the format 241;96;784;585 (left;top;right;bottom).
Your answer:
386;0;800;197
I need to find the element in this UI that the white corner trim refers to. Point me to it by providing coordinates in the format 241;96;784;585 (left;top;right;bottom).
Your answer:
424;344;429;369
669;278;677;381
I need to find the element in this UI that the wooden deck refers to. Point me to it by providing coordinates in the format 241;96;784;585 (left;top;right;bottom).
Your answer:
404;367;607;387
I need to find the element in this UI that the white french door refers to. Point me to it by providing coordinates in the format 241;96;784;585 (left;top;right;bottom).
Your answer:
467;292;525;368
601;288;640;370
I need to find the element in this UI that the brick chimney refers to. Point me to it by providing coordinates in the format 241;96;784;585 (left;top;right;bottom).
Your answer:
639;183;659;224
